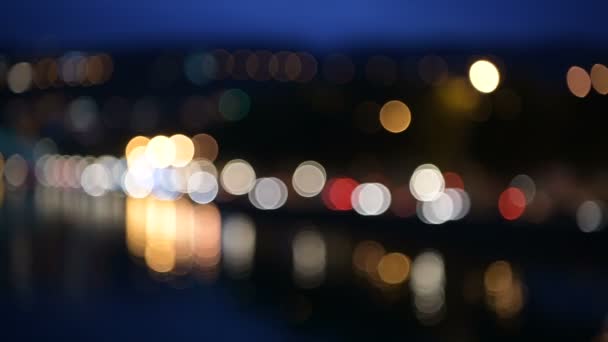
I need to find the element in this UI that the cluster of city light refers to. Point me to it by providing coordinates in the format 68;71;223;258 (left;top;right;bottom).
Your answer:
10;133;605;230
3;53;112;94
567;64;608;97
410;164;471;224
184;49;318;85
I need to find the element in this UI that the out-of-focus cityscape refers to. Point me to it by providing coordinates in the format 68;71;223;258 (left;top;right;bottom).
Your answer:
2;1;608;341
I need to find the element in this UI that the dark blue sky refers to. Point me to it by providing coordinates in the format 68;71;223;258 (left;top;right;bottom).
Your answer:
2;0;607;50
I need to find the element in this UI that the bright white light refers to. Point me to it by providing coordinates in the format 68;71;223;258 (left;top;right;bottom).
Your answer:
249;177;288;210
410;164;445;202
80;163;111;197
292;161;326;197
469;60;500;93
352;183;391;216
122;169;154;198
145;135;176;169
444;188;471;220
292;229;326;288
418;192;454;225
187;171;219;204
222;214;256;278
220;159;256;195
576;200;605;233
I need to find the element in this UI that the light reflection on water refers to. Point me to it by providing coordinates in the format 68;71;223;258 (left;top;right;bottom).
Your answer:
8;184;608;339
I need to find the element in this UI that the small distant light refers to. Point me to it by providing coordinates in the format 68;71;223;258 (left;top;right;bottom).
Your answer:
222;213;256;278
590;64;608;95
220;159;256;195
510;174;536;204
81;163;111;197
377;252;410;285
187;171;219;204
125;136;150;158
292;161;326;198
379;100;412;133
576;200;605;233
409;164;445;202
295;52;317;83
469;60;500;93
169;134;195;167
232;50;254;80
145;135;176;168
184;52;214;85
293;229;326;288
67;97;98;133
284;52;303;81
219;88;250;121
322;54;354;85
85;55;104;85
192;133;219;162
4;154;28;187
246;50;273;81
7;62;33;93
498;187;526;220
249;177;288;210
418;55;448;86
351;182;391;216
567;66;591;98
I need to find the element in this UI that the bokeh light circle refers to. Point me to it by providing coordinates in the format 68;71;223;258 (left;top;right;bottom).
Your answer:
379;100;412;133
576;200;605;233
377;252;410;285
145;135;176;168
469;60;500;93
187;170;219;204
292;161;326;198
410;164;445;202
351;183;391;216
498;187;526;220
220;159;256;195
249;177;288;210
567;66;591;98
169;134;195;167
